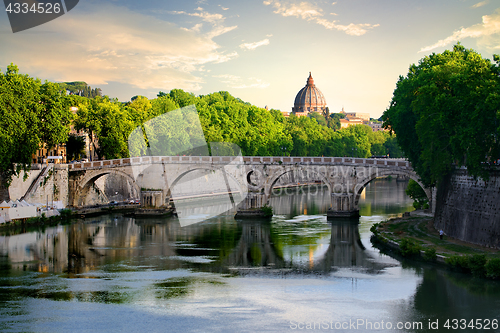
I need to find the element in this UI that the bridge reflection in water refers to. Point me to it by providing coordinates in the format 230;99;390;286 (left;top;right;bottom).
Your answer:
0;214;396;277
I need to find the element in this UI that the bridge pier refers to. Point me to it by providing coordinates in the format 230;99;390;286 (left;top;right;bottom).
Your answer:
327;193;360;218
235;192;270;218
140;190;166;208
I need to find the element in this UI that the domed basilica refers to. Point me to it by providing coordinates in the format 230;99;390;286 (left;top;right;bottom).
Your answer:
292;72;329;118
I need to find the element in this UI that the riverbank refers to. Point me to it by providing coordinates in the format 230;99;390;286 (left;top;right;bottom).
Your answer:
371;211;500;279
0;205;175;234
0;209;75;235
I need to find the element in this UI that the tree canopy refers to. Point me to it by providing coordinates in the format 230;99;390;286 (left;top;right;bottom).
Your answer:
0;64;71;186
59;81;102;98
383;44;500;186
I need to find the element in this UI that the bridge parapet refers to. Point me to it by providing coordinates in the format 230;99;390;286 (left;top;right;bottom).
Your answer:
68;156;411;171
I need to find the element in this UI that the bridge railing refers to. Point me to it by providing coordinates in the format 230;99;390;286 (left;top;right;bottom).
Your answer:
67;156;411;170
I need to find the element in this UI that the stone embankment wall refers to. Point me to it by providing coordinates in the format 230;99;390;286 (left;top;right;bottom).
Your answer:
5;165;69;207
434;168;500;249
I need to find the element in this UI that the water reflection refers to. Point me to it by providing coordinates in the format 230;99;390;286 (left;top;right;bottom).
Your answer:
1;216;394;275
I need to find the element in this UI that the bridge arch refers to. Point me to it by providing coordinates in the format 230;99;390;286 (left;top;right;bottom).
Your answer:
73;169;141;207
352;168;431;210
264;166;331;204
167;166;247;200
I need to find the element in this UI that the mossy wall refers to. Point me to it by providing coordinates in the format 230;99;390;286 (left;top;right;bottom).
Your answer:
434;169;500;249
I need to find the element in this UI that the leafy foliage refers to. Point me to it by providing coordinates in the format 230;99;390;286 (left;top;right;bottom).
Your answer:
383;44;500;186
0;64;71;186
59;81;102;98
468;254;487;278
445;255;471;273
261;204;273;217
423;247;437;261
405;179;428;209
486;258;500;279
66;134;86;161
399;238;422;257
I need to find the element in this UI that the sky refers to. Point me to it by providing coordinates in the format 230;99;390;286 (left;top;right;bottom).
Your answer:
1;0;499;119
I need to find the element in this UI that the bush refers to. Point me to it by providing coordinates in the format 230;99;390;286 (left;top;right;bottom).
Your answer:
468;254;487;278
59;209;73;219
423;247;437;261
261;205;273;217
422;203;429;210
399;238;421;257
413;201;422;210
370;223;379;234
486;258;500;279
445;255;470;273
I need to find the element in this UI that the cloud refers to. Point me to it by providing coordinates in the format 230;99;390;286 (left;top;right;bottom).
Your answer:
263;0;379;36
214;75;270;89
239;39;270;50
472;1;490;9
0;3;239;92
419;9;500;52
316;19;379;36
169;9;237;38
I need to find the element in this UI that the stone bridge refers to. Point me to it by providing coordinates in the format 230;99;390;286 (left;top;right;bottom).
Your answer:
67;156;433;219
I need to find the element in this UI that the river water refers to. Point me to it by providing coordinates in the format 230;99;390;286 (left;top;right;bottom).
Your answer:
1;179;499;332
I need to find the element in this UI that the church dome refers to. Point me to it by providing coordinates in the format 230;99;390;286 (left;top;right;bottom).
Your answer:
292;73;328;115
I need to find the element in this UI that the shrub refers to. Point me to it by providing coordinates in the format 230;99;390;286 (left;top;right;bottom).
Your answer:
261;205;273;217
423;247;437;261
370;223;379;234
486;258;500;279
422;203;429;210
445;255;470;273
59;209;73;218
468;254;487;278
399;238;421;257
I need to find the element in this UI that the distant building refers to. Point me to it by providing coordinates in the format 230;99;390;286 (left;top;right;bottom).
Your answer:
292;73;329;118
369;122;385;132
340;118;364;129
340;109;370;122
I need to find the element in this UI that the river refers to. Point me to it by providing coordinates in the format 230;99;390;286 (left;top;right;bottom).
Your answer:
1;179;499;332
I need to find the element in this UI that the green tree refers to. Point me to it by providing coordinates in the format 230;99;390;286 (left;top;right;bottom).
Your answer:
338;125;371;157
169;89;196;108
383;44;500;186
66;134;86;161
328;112;346;130
0;64;71;188
74;97;134;159
405;179;428;209
309;112;327;126
383;135;404;158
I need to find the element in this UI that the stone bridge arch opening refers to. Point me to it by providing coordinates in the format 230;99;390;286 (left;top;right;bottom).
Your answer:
353;169;431;212
167;166;248;204
73;169;141;207
265;167;331;205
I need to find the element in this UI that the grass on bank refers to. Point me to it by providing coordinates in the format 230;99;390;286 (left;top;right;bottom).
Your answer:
372;215;500;279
